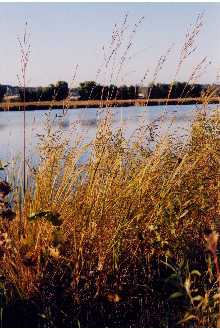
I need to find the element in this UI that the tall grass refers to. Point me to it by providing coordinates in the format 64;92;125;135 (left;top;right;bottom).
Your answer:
17;22;31;195
0;105;219;327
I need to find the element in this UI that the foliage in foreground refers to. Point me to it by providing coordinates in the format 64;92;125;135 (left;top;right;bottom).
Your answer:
0;107;219;327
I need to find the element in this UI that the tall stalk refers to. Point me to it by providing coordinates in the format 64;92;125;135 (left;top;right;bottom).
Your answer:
17;22;31;195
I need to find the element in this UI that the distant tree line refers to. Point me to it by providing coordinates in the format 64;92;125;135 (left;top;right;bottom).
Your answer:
78;81;138;100
148;82;204;99
0;80;214;103
0;85;7;102
18;81;69;102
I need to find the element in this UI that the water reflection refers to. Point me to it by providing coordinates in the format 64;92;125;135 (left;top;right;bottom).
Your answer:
0;104;218;163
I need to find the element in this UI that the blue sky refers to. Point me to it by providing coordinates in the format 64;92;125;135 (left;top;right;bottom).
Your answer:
0;2;219;87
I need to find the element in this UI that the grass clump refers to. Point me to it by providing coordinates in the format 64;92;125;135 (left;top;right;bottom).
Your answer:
0;105;219;327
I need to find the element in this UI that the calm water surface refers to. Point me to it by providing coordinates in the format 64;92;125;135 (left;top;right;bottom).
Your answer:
0;104;218;163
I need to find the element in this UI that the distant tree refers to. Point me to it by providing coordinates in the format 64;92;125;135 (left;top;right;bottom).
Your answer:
19;87;42;102
172;81;186;98
18;84;56;102
118;85;128;99
18;88;37;102
149;83;171;99
148;82;203;99
55;81;69;101
41;84;55;101
127;85;138;99
13;80;206;103
78;81;97;100
77;82;140;101
108;84;118;99
92;83;103;100
0;85;7;102
94;84;118;100
188;84;203;98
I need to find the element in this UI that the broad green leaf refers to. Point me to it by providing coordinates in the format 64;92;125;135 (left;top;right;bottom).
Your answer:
165;273;179;284
192;295;203;301
169;291;184;299
191;270;201;276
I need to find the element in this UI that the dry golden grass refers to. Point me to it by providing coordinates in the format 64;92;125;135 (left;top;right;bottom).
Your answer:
0;103;219;326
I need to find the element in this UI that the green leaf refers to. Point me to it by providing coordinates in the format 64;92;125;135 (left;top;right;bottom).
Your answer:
191;270;201;276
169;291;184;299
178;314;198;324
192;295;203;302
165;273;178;283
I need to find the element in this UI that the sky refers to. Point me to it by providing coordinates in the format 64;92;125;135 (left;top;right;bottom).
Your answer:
0;2;220;87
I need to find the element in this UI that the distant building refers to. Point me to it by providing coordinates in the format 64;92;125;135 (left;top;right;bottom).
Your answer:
4;95;20;102
3;86;20;102
68;88;81;100
137;86;149;99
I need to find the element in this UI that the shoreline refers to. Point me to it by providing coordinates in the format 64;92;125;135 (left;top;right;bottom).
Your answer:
0;97;219;111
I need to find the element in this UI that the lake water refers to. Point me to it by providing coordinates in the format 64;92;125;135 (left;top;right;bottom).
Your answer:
0;103;218;164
